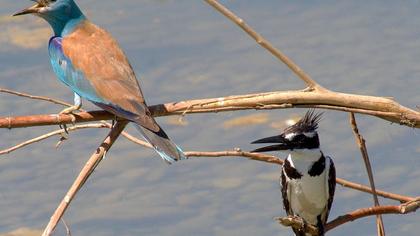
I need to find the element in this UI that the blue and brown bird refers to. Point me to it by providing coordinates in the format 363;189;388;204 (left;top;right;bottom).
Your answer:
252;110;336;236
14;0;185;163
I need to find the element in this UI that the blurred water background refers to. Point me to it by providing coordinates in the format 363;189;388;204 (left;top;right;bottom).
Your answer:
0;1;419;235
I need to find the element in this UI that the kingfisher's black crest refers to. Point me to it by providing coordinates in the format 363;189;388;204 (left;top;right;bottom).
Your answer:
251;110;323;152
285;109;322;134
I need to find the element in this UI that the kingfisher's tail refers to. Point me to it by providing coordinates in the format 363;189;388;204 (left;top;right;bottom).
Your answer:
135;124;185;164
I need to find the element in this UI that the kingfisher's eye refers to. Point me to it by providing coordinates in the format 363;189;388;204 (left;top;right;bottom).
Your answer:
294;134;306;141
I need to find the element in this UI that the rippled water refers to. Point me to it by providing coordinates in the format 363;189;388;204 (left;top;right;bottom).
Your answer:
0;1;419;235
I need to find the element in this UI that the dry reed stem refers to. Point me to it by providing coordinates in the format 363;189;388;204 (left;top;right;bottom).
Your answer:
349;113;385;236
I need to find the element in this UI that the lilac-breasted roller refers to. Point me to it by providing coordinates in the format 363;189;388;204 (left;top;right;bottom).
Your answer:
14;0;185;163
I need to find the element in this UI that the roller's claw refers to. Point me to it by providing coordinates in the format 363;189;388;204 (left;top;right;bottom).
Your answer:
59;103;81;115
68;114;76;124
58;103;81;133
59;104;80;125
63;124;69;134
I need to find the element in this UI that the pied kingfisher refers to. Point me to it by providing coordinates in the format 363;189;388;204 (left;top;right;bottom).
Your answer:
252;110;336;236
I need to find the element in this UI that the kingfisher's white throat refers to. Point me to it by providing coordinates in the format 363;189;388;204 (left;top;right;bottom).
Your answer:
287;148;322;174
289;148;322;160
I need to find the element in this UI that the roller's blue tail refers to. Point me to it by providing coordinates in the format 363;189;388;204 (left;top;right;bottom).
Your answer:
135;124;186;164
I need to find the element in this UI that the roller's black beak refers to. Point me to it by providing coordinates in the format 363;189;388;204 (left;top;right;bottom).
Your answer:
250;134;290;152
13;1;44;16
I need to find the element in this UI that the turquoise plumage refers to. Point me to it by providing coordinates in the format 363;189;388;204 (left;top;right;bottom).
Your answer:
14;0;185;163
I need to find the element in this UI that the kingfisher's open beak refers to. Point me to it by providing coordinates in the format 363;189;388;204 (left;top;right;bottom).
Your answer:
251;134;291;152
13;1;47;16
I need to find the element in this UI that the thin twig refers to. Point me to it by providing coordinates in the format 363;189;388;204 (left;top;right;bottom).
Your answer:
203;0;324;91
336;178;414;203
61;218;71;236
1;124;415;204
184;150;416;203
185;150;282;164
0;123;107;155
0;122;150;155
0;87;73;107
41;121;128;236
350;113;385;236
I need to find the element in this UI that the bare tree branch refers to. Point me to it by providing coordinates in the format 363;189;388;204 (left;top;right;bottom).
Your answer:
203;0;324;91
41;121;128;236
277;198;420;236
350;113;386;236
326;198;420;232
1;90;419;129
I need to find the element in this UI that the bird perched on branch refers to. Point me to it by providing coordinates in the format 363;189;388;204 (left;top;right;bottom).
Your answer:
251;110;336;236
14;0;185;163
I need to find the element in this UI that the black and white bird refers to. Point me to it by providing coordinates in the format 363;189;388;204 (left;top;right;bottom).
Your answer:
251;110;336;236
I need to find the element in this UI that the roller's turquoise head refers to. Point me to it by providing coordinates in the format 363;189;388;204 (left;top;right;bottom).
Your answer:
14;0;85;36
